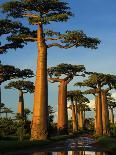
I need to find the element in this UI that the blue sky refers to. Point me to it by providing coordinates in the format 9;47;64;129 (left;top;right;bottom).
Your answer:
1;0;116;118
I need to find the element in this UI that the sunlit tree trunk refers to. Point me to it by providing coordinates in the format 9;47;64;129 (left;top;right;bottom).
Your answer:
75;100;78;129
18;90;24;117
110;108;114;124
101;92;109;135
95;95;98;131
31;24;48;140
57;80;68;134
96;92;103;135
79;109;83;130
71;98;77;132
57;152;68;155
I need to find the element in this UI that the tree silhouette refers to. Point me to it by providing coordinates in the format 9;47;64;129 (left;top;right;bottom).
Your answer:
48;63;85;134
5;80;34;117
1;0;100;140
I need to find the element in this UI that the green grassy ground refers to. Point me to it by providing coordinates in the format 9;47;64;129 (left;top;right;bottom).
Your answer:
98;136;116;152
0;135;73;153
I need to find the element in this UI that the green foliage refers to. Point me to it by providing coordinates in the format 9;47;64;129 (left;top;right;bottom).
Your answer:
0;118;17;137
0;19;34;54
0;62;34;84
48;63;85;78
67;90;90;103
1;0;72;24
5;80;35;93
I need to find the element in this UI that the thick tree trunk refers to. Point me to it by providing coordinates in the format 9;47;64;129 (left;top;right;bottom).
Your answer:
96;92;103;135
110;108;114;124
79;109;83;130
94;96;98;131
72;99;77;132
57;80;68;134
75;100;78;129
101;92;109;135
18;90;24;117
31;24;48;140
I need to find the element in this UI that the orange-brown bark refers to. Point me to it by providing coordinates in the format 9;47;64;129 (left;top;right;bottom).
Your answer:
101;91;109;134
58;80;68;134
78;110;83;130
96;92;103;135
18;90;24;117
110;108;114;124
94;95;98;131
75;100;78;129
31;24;48;140
72;101;77;132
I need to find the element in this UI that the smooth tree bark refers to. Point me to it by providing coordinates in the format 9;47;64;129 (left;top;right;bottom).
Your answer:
110;108;114;124
58;80;68;134
71;97;77;133
31;24;48;140
94;95;98;131
18;90;24;117
101;90;110;135
96;91;103;135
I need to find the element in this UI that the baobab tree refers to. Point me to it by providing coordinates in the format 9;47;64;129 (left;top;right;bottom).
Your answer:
67;90;89;132
5;80;34;117
48;63;85;134
1;107;13;118
0;19;33;54
75;72;116;135
1;0;100;140
0;62;34;115
107;96;116;124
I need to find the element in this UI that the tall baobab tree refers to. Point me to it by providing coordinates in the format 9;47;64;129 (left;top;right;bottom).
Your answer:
1;0;100;140
5;80;34;117
48;64;85;134
75;72;116;135
0;62;34;116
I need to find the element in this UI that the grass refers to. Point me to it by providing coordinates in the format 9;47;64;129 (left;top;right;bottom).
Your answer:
0;134;74;153
97;136;116;152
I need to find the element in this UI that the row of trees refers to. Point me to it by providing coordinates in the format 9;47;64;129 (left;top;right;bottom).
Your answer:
0;0;115;141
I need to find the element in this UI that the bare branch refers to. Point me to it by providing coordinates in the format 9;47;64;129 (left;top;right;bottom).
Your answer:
48;78;62;83
45;38;60;41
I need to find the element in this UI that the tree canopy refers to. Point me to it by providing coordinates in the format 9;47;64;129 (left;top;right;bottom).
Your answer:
5;80;35;93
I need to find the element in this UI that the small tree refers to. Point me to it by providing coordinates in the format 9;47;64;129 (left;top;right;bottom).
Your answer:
0;62;34;115
48;63;85;134
1;0;100;140
5;80;34;117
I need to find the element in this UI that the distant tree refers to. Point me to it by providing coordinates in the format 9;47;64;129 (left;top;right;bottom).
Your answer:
75;72;116;135
5;80;34;117
67;90;90;131
107;96;116;124
1;0;100;140
1;107;13;118
24;108;32;121
48;63;85;134
0;62;34;115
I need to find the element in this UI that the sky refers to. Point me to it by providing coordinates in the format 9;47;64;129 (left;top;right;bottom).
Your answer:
0;0;116;120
